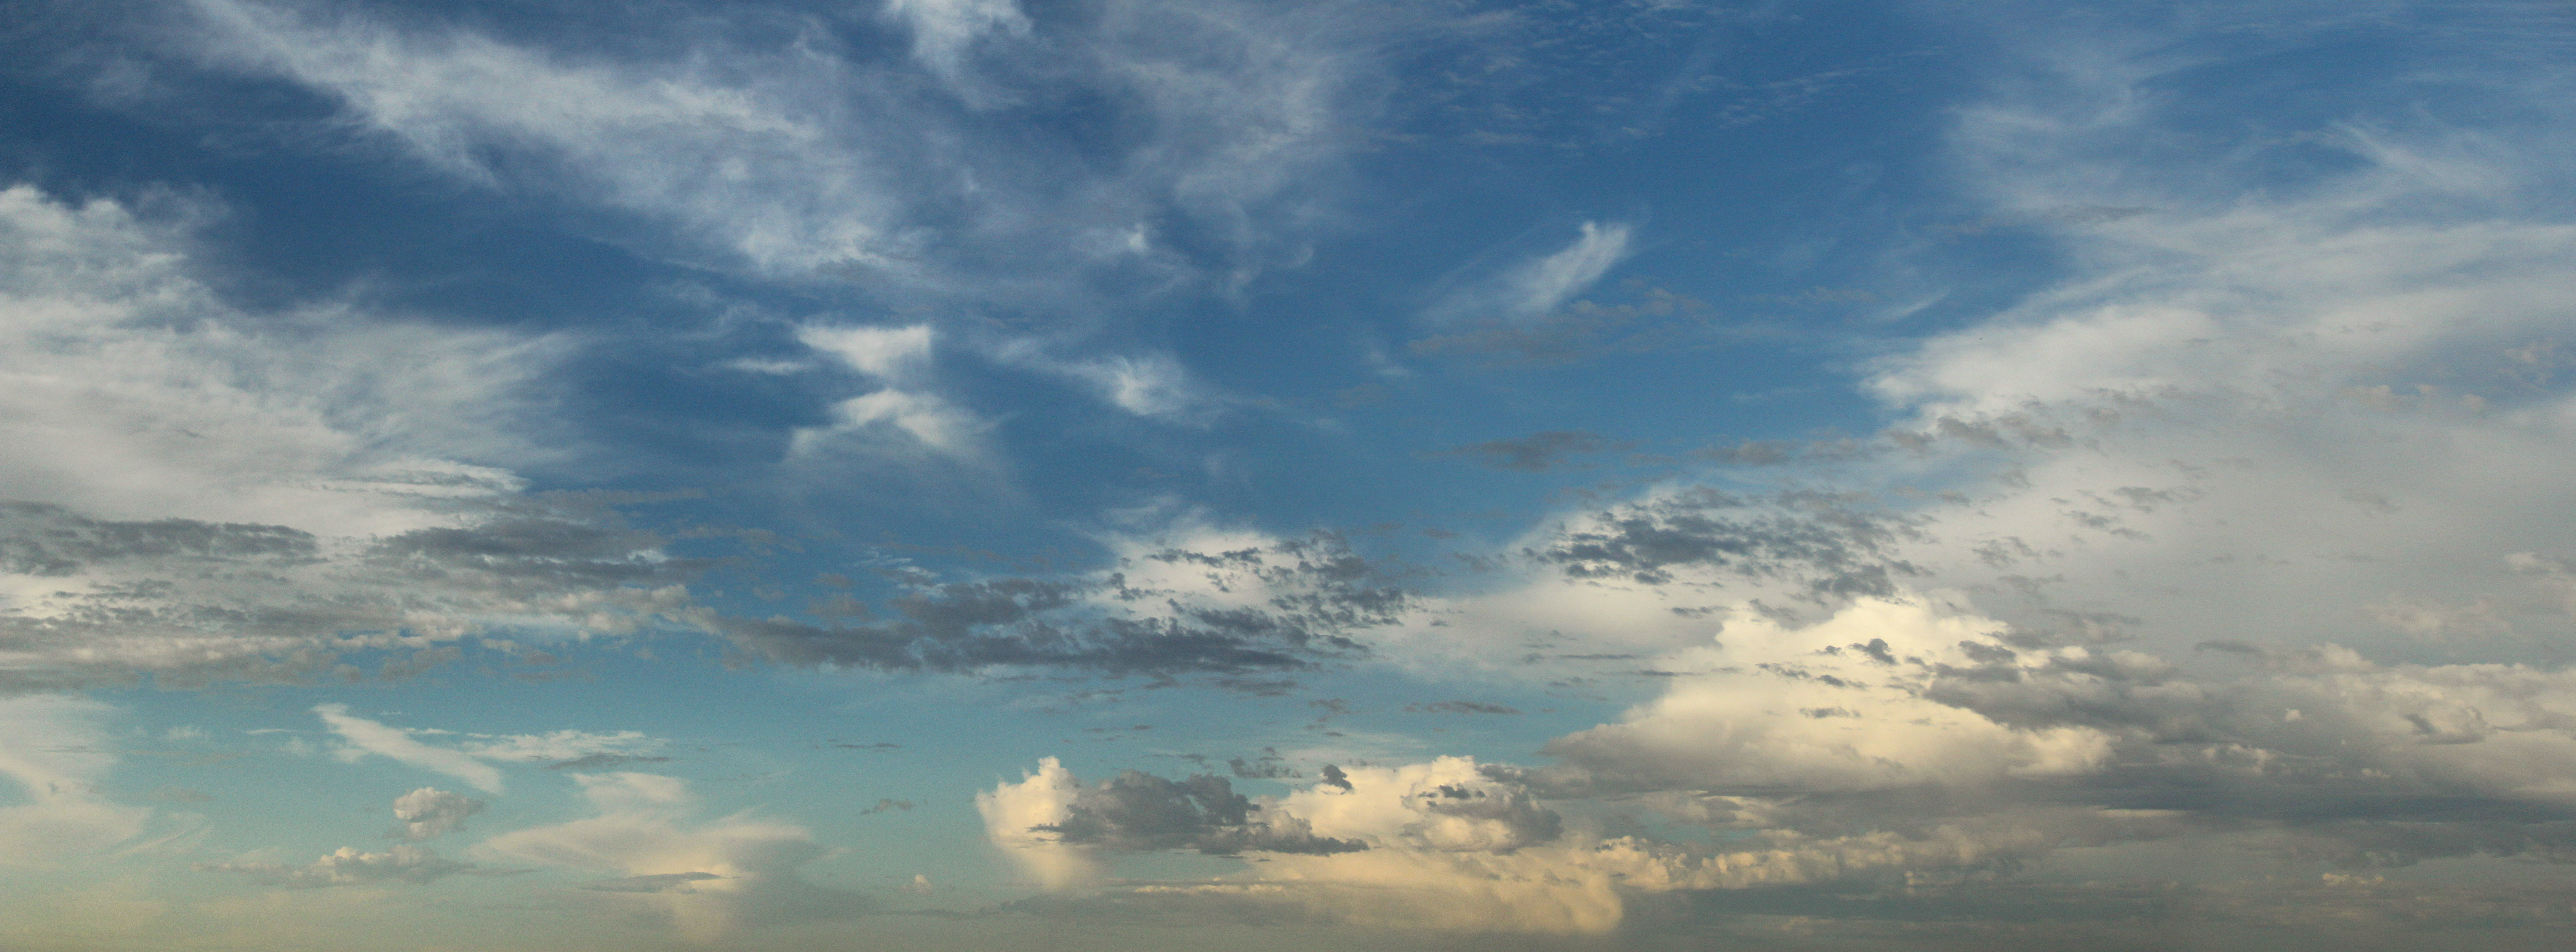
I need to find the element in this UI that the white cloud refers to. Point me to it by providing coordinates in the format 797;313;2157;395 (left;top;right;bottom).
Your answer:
309;707;676;796
1502;221;1631;318
180;0;1367;295
314;705;505;794
0;184;551;533
199;844;480;888
1540;598;2114;792
389;787;484;841
798;325;936;383
1428;221;1633;325
986;340;1224;424
476;772;854;941
0;695;153;867
883;0;1031;90
454;730;662;765
0;183;703;692
974;756;1098;892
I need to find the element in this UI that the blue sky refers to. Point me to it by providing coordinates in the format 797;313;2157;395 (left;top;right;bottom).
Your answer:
6;1;2576;948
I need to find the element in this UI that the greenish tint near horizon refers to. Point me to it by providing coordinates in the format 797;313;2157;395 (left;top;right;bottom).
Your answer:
6;0;2576;948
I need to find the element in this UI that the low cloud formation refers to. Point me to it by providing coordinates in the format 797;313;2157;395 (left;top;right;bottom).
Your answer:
0;695;155;867
998;763;1366;858
389;788;485;841
199;845;486;888
985;593;2576;933
475;772;862;941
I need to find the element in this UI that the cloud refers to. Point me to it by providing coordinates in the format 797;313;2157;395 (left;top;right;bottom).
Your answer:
1500;221;1632;319
1428;431;1628;472
457;730;664;765
389;787;484;841
0;695;154;867
312;706;669;796
314;705;506;794
1529;487;1927;592
986;343;1224;424
1404;701;1520;715
0;183;703;694
579;871;724;894
977;758;1098;891
717;515;1405;676
1002;765;1367;856
176;0;1370;297
476;772;861;942
991;587;2576;933
883;0;1032;90
197;844;485;888
1427;221;1633;325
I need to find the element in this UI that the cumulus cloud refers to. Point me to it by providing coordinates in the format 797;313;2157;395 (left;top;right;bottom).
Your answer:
994;590;2576;933
389;787;484;841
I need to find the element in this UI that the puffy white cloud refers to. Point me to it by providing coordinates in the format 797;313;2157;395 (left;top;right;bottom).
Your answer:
975;757;1099;892
1540;598;2115;794
982;585;2576;932
1274;756;1559;853
389;788;484;841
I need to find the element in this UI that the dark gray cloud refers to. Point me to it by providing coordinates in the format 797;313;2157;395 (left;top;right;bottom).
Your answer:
722;534;1409;676
1036;770;1365;856
544;753;673;771
1229;748;1299;780
0;496;706;694
1405;700;1522;714
1318;764;1352;792
1409;283;1723;367
1529;488;1926;590
1429;431;1630;472
0;501;317;576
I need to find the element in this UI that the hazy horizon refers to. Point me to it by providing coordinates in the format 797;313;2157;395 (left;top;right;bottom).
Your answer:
5;1;2575;949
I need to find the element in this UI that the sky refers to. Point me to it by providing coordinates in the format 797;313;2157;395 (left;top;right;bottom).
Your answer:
4;0;2576;949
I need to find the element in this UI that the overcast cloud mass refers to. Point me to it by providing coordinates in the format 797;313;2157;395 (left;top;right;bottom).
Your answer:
5;1;2575;949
